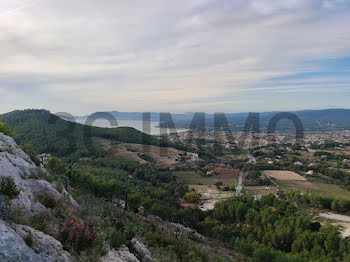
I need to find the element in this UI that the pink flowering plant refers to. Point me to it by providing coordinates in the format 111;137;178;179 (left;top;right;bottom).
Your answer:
59;218;99;252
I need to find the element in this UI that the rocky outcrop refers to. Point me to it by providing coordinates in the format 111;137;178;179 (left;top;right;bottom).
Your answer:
0;219;74;262
101;246;140;262
0;132;77;261
0;132;78;213
148;214;204;240
131;238;153;262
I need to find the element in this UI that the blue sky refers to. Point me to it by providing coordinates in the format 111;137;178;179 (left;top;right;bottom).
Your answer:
0;0;349;114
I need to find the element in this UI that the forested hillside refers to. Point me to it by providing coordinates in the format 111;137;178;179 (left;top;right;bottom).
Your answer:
0;109;172;157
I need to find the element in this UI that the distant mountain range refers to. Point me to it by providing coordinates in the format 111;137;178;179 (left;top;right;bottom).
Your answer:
72;109;350;131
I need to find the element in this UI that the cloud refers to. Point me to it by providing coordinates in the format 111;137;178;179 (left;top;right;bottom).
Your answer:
0;0;349;114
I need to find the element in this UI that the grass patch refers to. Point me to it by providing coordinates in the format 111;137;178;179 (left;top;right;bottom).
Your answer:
278;180;350;201
175;171;235;186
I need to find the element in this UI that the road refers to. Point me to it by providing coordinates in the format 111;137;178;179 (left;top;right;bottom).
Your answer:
235;153;256;196
246;153;256;164
235;171;243;196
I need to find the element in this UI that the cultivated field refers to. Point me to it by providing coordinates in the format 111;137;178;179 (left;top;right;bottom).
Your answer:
95;137;188;167
175;170;238;186
262;170;307;181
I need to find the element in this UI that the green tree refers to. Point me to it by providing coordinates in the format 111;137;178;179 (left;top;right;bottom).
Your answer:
0;122;15;137
184;191;201;203
46;157;67;175
0;176;21;199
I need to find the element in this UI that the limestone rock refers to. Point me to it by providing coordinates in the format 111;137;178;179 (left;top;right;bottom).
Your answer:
147;214;204;240
0;219;74;262
131;238;153;262
0;132;78;213
101;246;140;262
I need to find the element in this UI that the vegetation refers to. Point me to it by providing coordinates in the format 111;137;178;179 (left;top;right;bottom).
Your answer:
23;232;34;248
59;218;99;253
184;191;201;203
0;122;15;137
0;109;181;158
35;193;57;209
20;144;40;166
201;194;350;262
137;152;156;163
0;176;21;199
3;109;350;261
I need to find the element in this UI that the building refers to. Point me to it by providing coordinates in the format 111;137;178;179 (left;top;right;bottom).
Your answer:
37;153;52;166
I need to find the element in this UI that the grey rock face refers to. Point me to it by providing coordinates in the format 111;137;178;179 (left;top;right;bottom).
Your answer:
0;132;77;261
147;214;204;240
0;133;39;212
0;132;78;213
101;246;140;262
14;223;74;262
131;238;153;262
0;219;74;262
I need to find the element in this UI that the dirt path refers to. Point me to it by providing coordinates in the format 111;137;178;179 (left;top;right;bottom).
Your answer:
319;212;350;222
318;212;350;238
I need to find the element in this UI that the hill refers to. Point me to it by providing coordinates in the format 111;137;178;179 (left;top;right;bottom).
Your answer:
81;108;350;131
0;109;170;157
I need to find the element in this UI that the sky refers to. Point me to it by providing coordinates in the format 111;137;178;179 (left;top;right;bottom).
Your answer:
0;0;349;115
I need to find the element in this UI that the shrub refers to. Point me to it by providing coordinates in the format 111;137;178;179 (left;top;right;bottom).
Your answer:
30;214;48;233
0;122;15;137
0;176;21;199
184;191;201;203
46;157;68;175
110;229;127;249
215;181;223;189
6;204;26;224
20;144;40;166
36;193;57;209
137;153;156;163
59;218;99;253
24;233;34;248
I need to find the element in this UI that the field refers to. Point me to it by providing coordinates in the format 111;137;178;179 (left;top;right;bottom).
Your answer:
278;180;350;201
244;186;279;196
246;170;350;200
175;170;238;186
95;137;188;167
262;170;307;181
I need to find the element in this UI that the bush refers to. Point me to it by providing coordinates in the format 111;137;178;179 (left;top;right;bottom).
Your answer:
137;153;156;163
36;193;57;209
46;157;68;175
20;144;40;166
110;229;127;249
24;233;34;248
184;191;201;203
0;122;15;137
0;176;21;199
59;218;99;253
30;214;48;233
